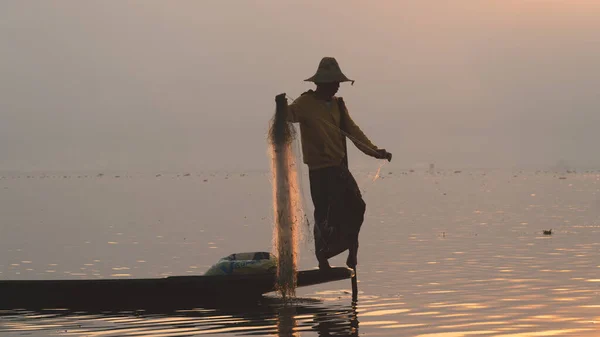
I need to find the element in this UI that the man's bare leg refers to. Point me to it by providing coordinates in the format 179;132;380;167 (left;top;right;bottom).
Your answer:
318;259;331;270
317;251;331;270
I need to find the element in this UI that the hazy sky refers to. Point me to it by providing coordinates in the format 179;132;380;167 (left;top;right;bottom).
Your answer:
1;1;599;172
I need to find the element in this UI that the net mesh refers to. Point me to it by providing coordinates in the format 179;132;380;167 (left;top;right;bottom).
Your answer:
267;103;307;300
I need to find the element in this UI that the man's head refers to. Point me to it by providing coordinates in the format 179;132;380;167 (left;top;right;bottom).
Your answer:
315;82;340;100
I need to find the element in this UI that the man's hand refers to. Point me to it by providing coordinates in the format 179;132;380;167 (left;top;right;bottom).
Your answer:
375;149;392;162
275;93;287;103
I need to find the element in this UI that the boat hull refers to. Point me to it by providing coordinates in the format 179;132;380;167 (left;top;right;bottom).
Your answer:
0;267;353;310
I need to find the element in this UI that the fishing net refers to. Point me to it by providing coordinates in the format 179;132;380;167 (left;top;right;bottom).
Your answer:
267;100;309;300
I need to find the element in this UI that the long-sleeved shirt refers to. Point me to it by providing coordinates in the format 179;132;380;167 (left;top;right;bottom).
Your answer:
285;91;379;170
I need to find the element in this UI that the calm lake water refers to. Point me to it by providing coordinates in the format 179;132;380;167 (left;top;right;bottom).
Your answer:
1;168;599;336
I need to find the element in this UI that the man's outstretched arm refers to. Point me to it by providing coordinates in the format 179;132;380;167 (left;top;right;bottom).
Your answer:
342;107;392;161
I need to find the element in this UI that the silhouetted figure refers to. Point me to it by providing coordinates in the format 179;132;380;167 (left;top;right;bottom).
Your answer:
275;57;391;270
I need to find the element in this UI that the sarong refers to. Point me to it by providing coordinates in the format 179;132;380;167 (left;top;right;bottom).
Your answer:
309;165;366;260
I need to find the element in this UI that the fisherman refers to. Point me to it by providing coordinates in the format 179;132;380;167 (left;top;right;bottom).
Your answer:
275;57;392;270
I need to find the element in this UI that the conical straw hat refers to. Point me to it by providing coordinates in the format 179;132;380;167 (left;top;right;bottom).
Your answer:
304;57;354;84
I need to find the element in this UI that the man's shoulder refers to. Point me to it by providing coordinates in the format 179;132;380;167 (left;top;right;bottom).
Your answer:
333;96;347;111
292;90;316;106
333;95;343;102
291;92;346;111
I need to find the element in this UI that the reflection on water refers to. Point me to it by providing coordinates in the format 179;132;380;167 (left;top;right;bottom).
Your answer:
1;170;600;336
1;289;598;336
0;297;360;337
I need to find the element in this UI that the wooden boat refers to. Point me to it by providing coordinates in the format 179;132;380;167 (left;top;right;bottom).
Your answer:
0;267;354;310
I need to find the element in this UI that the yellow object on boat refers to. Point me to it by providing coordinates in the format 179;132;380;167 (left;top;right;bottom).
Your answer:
204;252;278;276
